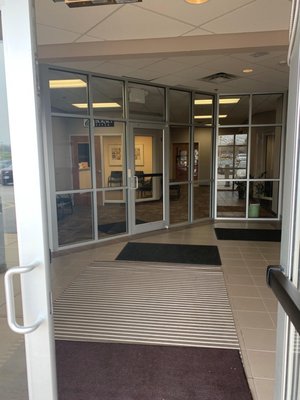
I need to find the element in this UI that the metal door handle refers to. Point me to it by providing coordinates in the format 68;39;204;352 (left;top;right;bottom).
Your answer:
267;265;300;334
134;175;139;189
4;263;44;334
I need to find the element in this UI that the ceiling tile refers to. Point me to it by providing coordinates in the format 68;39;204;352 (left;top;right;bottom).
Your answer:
135;0;255;28
202;0;291;34
35;0;123;36
36;24;81;45
87;5;194;40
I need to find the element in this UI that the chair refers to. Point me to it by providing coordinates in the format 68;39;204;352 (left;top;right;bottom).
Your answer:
56;194;73;220
108;171;123;187
136;171;152;198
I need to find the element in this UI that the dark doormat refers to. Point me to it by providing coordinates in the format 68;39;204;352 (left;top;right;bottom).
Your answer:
116;242;221;265
56;340;252;400
98;220;144;235
214;228;281;242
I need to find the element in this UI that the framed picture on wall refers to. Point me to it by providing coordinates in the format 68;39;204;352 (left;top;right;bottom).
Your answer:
135;144;144;166
109;144;122;166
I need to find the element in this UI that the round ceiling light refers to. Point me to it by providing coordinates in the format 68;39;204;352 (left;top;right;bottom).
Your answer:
185;0;209;4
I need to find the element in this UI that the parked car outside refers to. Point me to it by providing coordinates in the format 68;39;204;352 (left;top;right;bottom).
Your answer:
0;164;13;185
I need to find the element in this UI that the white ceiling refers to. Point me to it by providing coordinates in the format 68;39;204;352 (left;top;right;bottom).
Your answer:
35;0;292;93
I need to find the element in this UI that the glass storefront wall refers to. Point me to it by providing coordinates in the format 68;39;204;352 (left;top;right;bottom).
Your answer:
46;66;284;249
216;93;284;220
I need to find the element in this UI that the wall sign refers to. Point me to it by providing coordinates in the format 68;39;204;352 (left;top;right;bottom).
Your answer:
84;119;115;128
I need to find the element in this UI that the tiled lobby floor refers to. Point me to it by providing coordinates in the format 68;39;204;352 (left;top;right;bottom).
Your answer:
0;221;280;400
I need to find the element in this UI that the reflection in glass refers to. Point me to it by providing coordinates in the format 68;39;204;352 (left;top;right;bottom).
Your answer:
128;83;165;121
250;127;281;179
49;69;88;115
169;89;190;123
252;93;283;124
170;126;190;182
193;183;210;219
193;94;214;126
52;117;91;191
219;95;250;125
91;76;124;119
248;181;279;218
217;182;246;218
57;192;93;245
98;191;127;237
170;183;188;224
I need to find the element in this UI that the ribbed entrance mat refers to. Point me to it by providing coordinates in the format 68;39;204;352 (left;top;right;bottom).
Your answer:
56;341;252;400
116;242;222;265
214;228;281;242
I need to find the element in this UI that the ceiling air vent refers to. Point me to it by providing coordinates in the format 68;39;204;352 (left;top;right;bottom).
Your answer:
53;0;142;7
199;72;239;84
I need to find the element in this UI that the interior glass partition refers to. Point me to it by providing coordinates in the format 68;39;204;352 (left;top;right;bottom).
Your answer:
216;93;284;220
169;126;190;225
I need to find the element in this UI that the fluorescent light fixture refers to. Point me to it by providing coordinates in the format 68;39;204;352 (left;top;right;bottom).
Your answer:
55;0;142;7
194;98;240;105
49;79;87;89
73;102;121;108
194;114;227;119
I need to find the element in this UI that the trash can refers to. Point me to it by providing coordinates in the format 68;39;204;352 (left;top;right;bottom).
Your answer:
0;196;7;273
248;203;260;218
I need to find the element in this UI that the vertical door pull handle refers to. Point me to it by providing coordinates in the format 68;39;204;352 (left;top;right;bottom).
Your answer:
4;263;44;334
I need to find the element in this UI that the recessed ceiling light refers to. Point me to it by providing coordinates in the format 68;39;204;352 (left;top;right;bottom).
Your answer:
243;68;253;74
73;102;121;108
185;0;209;4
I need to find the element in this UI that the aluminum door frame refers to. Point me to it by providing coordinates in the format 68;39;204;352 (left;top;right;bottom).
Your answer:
1;1;57;399
128;122;169;235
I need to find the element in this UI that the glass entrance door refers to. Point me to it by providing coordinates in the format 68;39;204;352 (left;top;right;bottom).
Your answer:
129;125;166;234
273;4;300;398
0;1;57;399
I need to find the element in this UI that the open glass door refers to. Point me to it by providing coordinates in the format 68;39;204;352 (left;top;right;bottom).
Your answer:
0;1;57;399
129;124;167;235
268;2;300;398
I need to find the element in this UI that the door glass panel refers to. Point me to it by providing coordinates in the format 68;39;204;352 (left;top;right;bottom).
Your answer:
169;89;190;123
48;68;88;115
193;127;212;220
250;126;281;179
193;94;214;126
52;117;92;191
133;128;163;225
170;126;190;182
193;182;211;219
0;41;28;399
217;181;246;218
95;122;126;189
57;192;94;246
248;180;279;218
170;183;188;224
91;76;124;119
252;93;284;124
98;190;127;238
219;95;250;125
128;83;165;122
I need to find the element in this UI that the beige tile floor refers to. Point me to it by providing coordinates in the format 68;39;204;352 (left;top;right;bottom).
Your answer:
0;222;280;400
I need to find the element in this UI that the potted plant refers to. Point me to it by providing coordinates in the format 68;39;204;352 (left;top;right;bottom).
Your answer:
234;181;246;199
